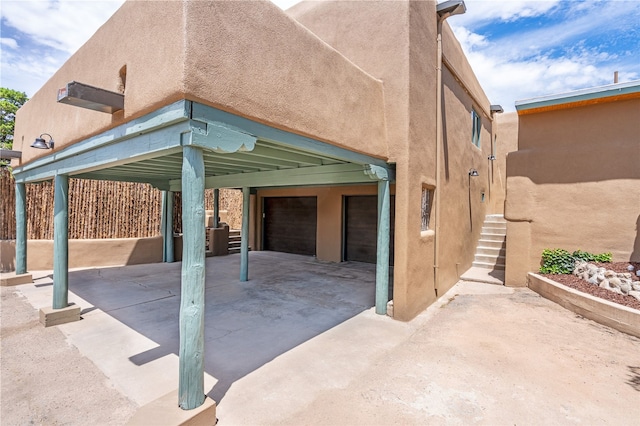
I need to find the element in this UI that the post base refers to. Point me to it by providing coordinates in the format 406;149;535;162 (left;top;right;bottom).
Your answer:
39;304;81;327
0;272;33;286
127;391;216;426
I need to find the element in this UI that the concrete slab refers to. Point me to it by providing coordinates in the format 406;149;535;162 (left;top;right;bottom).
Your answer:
7;252;640;425
0;272;33;286
127;391;216;426
39;303;81;327
460;266;505;285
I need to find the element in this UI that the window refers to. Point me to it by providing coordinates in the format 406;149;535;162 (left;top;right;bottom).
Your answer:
471;109;481;148
421;186;434;231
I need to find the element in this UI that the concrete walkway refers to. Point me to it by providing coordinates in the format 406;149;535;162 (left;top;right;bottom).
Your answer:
2;252;639;425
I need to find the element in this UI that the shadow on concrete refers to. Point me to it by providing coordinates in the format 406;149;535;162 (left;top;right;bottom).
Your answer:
66;251;376;402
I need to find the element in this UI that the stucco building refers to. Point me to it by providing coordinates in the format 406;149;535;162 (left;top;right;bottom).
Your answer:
8;0;516;413
505;81;640;286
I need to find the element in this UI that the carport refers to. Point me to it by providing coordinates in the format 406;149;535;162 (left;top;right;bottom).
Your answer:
12;99;395;410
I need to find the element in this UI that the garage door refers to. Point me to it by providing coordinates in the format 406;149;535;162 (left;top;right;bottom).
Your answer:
263;197;317;255
344;195;395;264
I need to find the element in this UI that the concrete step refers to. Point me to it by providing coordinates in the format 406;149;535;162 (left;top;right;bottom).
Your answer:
478;239;506;249
486;214;505;221
476;246;506;256
228;248;241;255
228;241;242;248
484;221;507;229
479;233;506;242
228;236;242;242
472;261;505;270
474;253;506;264
481;225;506;234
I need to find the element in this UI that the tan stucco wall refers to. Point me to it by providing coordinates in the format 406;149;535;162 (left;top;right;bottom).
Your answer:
0;237;162;272
290;1;498;320
13;0;387;168
490;112;518;213
505;97;640;286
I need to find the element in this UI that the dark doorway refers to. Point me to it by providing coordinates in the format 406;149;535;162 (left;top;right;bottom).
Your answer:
263;197;317;255
344;195;395;264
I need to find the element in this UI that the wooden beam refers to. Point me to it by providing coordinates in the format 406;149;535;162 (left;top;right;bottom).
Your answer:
168;163;381;192
375;179;390;315
14;121;187;183
179;146;206;410
191;103;389;167
240;187;250;282
53;174;69;309
184;122;257;153
161;191;175;263
14;100;190;178
15;183;27;275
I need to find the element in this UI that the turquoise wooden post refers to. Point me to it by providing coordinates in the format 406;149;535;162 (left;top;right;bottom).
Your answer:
53;174;69;309
213;188;220;228
15;182;27;275
179;146;206;410
240;186;250;282
375;179;390;315
161;191;174;262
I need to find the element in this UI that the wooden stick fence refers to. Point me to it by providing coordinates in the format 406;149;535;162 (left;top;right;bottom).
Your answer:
1;168;242;240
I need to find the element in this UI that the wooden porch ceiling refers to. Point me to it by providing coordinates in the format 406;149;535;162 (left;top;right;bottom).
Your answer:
13;100;394;190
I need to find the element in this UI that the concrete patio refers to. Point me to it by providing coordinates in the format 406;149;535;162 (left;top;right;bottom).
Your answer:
2;251;640;424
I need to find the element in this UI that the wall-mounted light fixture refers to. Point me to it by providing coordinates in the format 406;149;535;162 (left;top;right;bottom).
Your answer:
488;155;496;161
31;133;55;150
468;168;479;177
436;0;466;19
490;105;504;114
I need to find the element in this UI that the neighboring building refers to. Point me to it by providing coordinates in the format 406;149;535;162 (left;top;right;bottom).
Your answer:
505;81;640;286
11;0;505;323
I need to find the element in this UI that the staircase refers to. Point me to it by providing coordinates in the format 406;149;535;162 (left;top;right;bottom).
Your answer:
228;229;242;254
471;214;506;271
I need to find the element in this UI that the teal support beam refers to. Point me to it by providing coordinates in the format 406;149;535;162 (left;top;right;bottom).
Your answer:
240;186;250;282
53;174;69;309
161;191;174;262
15;182;27;275
213;188;220;228
375;178;390;315
179;146;206;410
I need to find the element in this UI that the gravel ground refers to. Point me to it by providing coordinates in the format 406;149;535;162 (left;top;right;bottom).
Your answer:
0;287;137;425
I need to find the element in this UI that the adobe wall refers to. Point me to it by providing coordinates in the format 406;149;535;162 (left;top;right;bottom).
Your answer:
13;0;386;168
490;112;519;214
505;97;640;287
290;1;499;320
0;236;163;272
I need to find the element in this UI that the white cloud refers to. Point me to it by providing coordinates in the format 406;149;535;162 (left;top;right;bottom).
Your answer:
450;0;640;110
1;0;125;54
453;0;561;27
0;38;18;49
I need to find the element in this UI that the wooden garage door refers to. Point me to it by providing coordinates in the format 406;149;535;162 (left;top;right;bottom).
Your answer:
344;195;395;264
263;197;317;255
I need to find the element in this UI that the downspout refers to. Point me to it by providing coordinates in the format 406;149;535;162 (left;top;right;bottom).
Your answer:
434;18;444;296
434;1;465;296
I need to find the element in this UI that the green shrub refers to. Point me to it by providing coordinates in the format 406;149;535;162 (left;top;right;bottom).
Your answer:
539;248;612;274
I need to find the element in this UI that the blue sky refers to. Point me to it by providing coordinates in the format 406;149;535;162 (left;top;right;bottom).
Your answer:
1;0;638;111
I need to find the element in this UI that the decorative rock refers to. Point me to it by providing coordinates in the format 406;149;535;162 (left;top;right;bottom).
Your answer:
587;265;598;274
596;274;605;283
637;270;640;277
629;291;640;302
619;281;632;295
587;276;599;285
604;271;616;278
609;277;622;289
621;273;632;280
581;272;591;281
628;264;636;272
599;279;610;289
633;283;640;292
